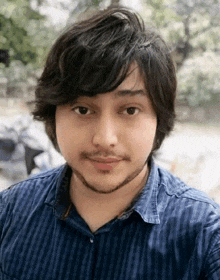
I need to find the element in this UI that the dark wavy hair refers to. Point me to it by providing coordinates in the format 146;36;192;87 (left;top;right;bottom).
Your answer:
32;6;177;155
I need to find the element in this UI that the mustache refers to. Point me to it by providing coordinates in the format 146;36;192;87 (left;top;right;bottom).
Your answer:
80;151;131;161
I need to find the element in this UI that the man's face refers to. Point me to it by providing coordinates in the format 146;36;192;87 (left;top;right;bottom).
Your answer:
55;64;157;194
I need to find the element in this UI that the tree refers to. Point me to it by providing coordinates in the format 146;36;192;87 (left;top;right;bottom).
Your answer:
1;0;59;67
0;0;58;97
142;0;220;68
140;0;220;106
0;0;46;65
177;52;220;106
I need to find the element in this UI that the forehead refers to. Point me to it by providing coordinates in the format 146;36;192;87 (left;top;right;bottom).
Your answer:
115;63;145;95
77;63;147;102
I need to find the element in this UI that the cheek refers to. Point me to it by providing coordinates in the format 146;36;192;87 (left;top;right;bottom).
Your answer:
128;119;156;157
57;127;83;149
56;122;92;159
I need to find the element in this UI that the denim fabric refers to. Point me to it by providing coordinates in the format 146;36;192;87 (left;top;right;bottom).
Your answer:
0;160;219;280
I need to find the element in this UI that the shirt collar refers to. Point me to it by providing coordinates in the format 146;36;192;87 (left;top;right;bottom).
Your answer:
133;159;160;224
45;164;71;215
45;160;161;224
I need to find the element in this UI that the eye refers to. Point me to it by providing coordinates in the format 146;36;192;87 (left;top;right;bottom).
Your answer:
73;106;92;115
123;107;140;115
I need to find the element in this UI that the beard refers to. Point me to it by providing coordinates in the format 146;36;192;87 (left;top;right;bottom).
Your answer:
71;160;148;194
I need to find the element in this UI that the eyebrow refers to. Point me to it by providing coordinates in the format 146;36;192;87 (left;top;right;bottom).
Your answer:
114;89;147;98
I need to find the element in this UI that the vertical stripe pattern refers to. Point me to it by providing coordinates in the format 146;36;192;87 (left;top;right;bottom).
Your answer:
0;162;219;280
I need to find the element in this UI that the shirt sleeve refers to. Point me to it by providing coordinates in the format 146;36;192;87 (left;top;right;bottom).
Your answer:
201;206;220;280
0;188;11;241
203;235;220;279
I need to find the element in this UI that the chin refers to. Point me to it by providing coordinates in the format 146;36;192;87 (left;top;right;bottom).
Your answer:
86;183;124;194
87;177;125;192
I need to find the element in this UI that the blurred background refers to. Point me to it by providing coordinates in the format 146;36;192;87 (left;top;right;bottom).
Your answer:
0;0;220;203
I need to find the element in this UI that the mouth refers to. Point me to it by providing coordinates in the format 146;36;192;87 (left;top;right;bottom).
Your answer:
88;157;121;171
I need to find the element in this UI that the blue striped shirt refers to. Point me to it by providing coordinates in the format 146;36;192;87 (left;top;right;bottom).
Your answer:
0;160;220;279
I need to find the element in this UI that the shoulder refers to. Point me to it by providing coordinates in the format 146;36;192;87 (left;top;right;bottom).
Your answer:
157;166;220;278
156;165;220;237
157;166;220;242
0;165;67;216
157;165;219;210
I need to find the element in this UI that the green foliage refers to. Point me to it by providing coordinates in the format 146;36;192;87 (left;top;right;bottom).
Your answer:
177;52;220;106
1;0;220;106
143;0;220;52
0;14;38;65
142;0;220;106
0;0;51;66
144;0;179;28
0;0;59;94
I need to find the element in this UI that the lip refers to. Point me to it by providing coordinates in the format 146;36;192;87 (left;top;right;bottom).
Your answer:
88;158;121;171
89;157;121;163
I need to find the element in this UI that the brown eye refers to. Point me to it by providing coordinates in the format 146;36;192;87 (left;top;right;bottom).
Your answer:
74;106;91;115
125;107;139;115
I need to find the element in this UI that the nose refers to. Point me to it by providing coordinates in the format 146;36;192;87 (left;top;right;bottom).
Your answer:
92;115;118;149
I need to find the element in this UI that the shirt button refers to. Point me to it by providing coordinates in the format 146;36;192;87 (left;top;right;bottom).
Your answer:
90;238;94;243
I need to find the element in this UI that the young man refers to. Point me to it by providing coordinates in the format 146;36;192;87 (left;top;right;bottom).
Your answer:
0;6;219;280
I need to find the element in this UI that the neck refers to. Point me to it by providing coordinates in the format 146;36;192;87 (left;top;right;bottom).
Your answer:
69;164;149;232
